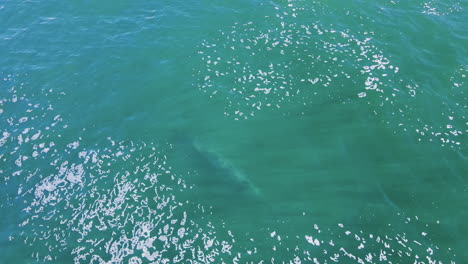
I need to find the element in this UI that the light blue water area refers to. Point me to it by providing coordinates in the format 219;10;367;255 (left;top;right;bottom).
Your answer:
1;0;467;263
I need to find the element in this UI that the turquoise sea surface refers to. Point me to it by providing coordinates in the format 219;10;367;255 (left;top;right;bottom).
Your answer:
1;0;467;263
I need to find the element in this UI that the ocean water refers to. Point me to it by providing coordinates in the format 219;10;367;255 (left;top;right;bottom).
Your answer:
0;0;467;263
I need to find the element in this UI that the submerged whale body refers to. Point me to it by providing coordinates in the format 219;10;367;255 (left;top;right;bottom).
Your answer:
174;134;261;201
191;139;262;197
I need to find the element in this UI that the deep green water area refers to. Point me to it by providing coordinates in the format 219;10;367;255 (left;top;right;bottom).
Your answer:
1;0;467;263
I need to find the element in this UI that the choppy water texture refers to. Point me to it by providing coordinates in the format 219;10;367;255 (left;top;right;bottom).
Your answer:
1;0;467;263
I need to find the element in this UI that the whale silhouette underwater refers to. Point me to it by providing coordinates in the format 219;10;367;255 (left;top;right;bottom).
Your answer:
173;135;263;208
